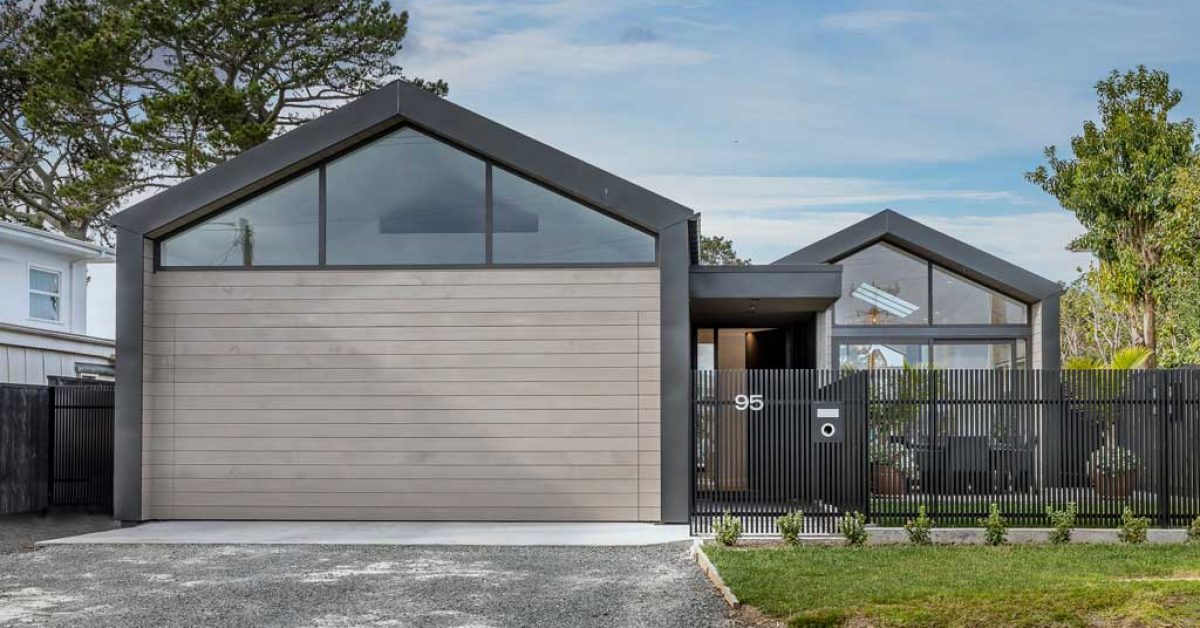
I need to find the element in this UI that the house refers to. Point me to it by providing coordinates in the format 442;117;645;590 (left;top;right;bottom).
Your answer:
0;222;115;383
109;81;1060;524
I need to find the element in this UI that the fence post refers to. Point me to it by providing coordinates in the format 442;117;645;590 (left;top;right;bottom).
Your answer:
927;368;938;519
1158;370;1171;528
860;371;871;523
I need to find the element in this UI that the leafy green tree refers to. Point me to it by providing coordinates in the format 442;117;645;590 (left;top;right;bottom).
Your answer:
699;234;750;265
1;0;443;240
1027;66;1200;366
1059;271;1135;365
1159;164;1200;366
0;1;146;240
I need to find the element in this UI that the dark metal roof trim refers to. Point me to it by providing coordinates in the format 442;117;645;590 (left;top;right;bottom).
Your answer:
111;81;696;237
690;264;843;300
771;209;1061;302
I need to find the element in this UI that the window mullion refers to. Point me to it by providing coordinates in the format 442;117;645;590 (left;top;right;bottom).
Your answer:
319;166;327;267
485;163;493;265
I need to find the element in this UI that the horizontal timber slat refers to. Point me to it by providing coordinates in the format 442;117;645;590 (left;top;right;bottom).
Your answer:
157;464;640;480
173;478;637;493
149;297;661;314
169;367;640;383
170;409;640;424
172;422;636;439
169;353;642;369
153;283;659;301
164;325;647;342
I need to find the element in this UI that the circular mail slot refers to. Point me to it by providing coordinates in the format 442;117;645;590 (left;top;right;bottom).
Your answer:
820;422;837;438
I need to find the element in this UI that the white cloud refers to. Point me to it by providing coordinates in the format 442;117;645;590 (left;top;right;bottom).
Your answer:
819;10;934;32
404;0;709;89
634;175;1022;212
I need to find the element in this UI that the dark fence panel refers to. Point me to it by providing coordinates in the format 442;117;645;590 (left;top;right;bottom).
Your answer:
0;385;52;515
50;384;114;513
691;369;868;534
692;369;1200;534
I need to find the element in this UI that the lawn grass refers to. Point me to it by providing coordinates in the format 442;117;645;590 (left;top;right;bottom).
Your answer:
705;543;1200;627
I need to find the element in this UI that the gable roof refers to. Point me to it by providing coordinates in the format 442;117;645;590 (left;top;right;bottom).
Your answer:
110;81;696;237
772;209;1061;302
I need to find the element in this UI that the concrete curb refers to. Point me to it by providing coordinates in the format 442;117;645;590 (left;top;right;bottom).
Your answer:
699;527;1190;546
690;539;739;608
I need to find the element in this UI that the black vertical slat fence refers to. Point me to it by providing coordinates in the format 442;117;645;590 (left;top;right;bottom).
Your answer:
50;385;115;513
691;369;1200;534
0;381;113;515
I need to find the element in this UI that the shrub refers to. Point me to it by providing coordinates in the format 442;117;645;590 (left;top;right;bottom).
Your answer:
1117;507;1149;545
838;511;868;547
1188;515;1200;544
978;503;1008;546
776;510;805;546
1045;502;1077;545
713;510;742;547
904;505;934;545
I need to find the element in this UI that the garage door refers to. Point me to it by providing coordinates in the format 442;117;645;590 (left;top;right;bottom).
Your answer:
141;267;662;522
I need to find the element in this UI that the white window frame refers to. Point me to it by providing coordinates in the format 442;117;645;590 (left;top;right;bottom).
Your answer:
28;265;63;323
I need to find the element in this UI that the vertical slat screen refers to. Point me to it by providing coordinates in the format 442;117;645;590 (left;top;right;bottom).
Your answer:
691;369;1200;534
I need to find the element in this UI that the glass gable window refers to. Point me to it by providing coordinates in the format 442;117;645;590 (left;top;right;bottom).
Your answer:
160;171;319;267
838;343;929;370
326;128;486;265
932;267;1027;325
835;243;929;326
156;126;658;269
492;168;655;264
29;267;61;321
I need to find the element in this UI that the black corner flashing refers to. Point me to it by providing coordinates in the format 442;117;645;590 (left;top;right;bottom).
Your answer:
113;227;144;521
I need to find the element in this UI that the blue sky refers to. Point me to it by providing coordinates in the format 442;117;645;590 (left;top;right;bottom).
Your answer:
398;0;1200;281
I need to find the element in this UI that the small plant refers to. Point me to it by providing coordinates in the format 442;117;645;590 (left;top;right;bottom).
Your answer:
868;440;920;480
838;511;868;547
904;505;934;545
978;503;1008;546
776;510;805;546
1188;515;1200;544
713;510;742;547
1088;445;1142;477
1045;502;1077;545
1117;507;1149;545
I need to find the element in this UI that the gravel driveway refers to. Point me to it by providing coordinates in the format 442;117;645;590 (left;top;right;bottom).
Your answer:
0;542;732;627
0;514;113;555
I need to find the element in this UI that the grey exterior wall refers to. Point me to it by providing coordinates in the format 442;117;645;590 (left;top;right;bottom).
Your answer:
138;267;662;521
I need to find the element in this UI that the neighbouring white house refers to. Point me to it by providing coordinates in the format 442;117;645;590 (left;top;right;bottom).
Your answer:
0;222;115;383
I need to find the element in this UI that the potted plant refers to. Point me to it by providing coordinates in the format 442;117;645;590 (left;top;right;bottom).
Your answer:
1064;347;1150;499
1088;445;1141;498
865;364;929;496
869;440;918;495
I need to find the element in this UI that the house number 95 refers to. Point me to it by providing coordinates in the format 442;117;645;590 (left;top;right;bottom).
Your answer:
734;394;764;411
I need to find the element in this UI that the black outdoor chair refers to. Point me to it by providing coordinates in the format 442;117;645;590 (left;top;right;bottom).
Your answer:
991;436;1037;492
946;435;990;494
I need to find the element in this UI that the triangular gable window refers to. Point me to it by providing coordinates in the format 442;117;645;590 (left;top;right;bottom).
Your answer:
158;127;656;268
